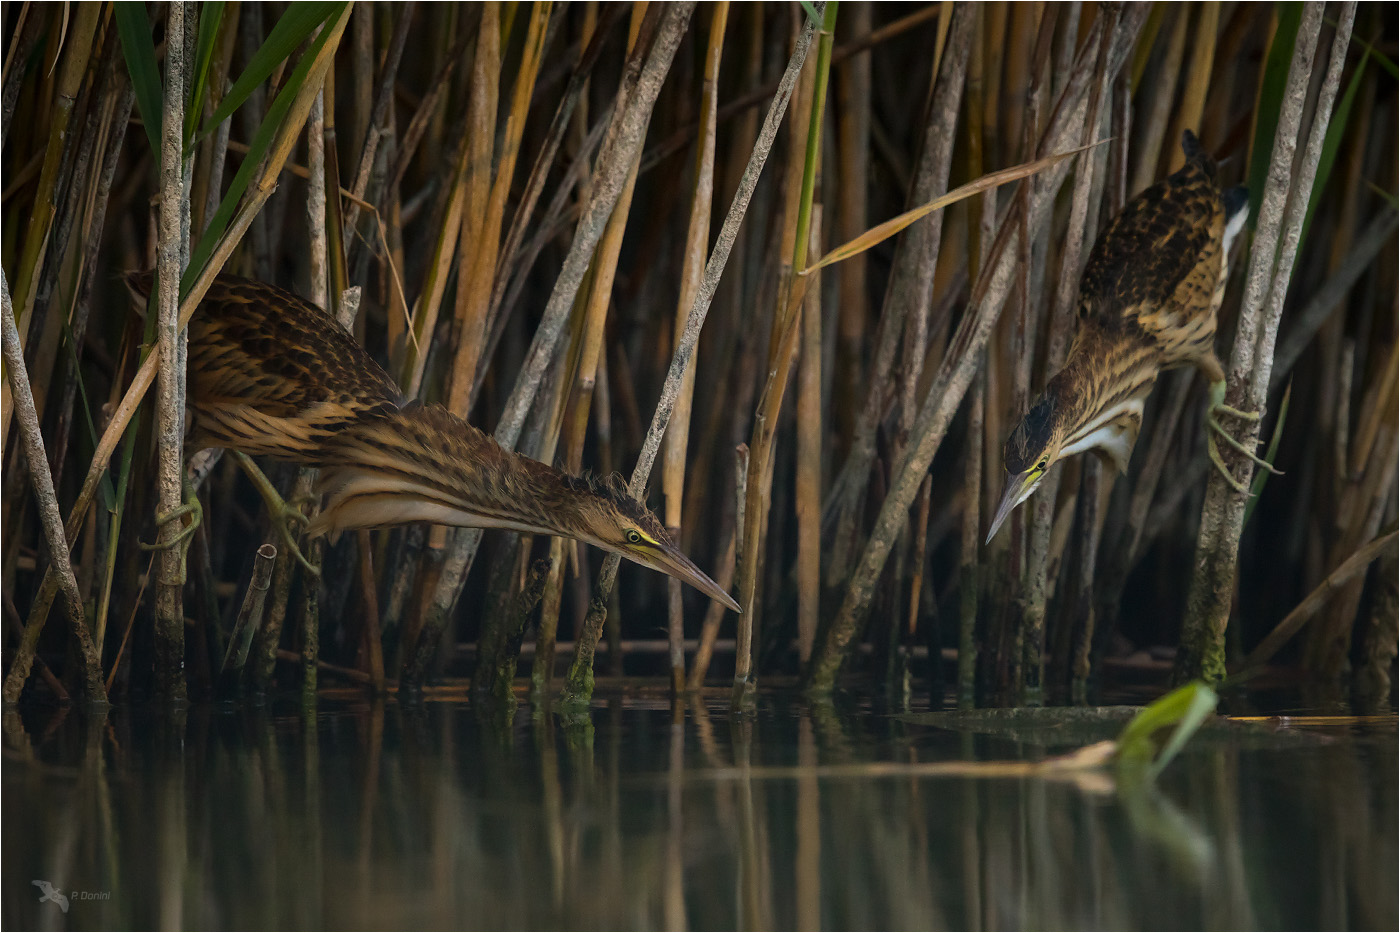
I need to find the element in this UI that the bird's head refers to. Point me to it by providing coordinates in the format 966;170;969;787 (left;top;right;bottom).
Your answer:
987;392;1065;543
560;473;741;613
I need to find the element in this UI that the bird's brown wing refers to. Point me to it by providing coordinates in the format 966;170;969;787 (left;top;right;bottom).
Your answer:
1075;154;1225;365
130;273;405;459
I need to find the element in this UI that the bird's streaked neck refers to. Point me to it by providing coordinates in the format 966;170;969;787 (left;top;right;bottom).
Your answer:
1047;340;1154;472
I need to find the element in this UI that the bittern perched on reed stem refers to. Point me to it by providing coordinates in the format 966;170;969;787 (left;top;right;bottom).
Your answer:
129;273;738;612
987;130;1278;543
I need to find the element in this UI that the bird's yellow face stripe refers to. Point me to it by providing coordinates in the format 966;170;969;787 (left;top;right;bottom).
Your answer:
624;528;662;550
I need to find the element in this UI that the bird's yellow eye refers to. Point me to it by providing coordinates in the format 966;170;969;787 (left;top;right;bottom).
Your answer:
1036;459;1048;471
626;529;643;545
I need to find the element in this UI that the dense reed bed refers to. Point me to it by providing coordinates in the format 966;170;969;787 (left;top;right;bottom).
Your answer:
1;2;1395;709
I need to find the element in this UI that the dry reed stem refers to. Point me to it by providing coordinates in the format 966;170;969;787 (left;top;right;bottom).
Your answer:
446;0;506;412
1166;2;1219;174
341;3;414;251
686;519;738;690
480;7;625;410
1;269;105;705
287;80;336;706
1131;7;1188;193
1271;209;1398;389
50;79;135;498
153;0;190;700
404;3;695;694
1327;431;1398;670
642;4;941;172
823;5;972;576
665;2;729;690
5;1;99;340
735;1;837;707
455;3;511;409
1242;530;1398;672
1177;1;1353;684
456;1;552;415
1;3;101;454
561;4;647;464
796;208;823;664
832;0;870;461
557;6;817;709
958;361;985;707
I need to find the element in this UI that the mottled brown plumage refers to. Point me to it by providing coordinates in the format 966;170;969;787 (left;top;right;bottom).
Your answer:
989;130;1269;542
128;273;402;458
130;273;737;610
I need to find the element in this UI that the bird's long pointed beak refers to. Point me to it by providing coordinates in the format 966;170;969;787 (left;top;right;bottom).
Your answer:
623;545;741;613
986;471;1037;545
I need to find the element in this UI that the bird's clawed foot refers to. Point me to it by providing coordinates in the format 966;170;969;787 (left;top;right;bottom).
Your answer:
274;503;321;578
231;451;322;577
1206;381;1283;494
140;482;203;584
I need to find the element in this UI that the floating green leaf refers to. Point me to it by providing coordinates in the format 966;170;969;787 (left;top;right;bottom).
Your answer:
1115;681;1219;779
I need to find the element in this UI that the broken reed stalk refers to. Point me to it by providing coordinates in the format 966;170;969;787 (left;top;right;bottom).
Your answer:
154;0;191;702
1176;1;1354;684
804;5;1149;699
403;2;696;694
556;8;821;711
1;269;105;705
220;543;278;683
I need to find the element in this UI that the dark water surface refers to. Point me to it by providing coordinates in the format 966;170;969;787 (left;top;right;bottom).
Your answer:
3;691;1396;930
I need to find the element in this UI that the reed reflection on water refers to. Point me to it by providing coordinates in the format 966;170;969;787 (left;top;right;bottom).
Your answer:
3;697;1396;930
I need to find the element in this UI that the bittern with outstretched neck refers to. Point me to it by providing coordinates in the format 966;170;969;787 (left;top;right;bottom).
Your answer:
129;273;738;612
987;130;1278;543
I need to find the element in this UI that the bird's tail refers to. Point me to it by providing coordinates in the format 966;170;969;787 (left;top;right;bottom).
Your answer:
1223;184;1249;221
123;270;155;309
1222;184;1250;255
1181;128;1206;162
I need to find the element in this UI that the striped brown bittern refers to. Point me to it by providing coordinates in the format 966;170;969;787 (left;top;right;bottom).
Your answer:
130;273;738;612
987;130;1278;543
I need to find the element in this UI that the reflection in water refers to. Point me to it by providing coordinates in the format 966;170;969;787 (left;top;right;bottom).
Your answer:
3;697;1396;930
